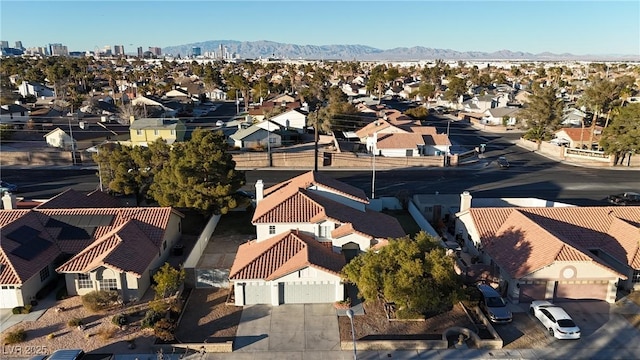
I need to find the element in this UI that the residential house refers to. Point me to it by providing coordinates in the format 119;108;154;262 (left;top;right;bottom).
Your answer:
18;81;54;98
455;192;639;304
0;104;29;126
229;171;405;305
43;122;129;151
375;127;451;157
129;118;186;146
553;127;603;149
131;95;178;117
269;109;308;133
561;108;588;127
481;107;520;126
229;121;282;149
0;190;183;308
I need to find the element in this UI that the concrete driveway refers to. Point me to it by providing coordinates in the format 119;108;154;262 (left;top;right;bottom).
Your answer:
234;304;340;352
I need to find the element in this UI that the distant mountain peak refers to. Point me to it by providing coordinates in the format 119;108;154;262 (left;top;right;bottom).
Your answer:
162;40;639;61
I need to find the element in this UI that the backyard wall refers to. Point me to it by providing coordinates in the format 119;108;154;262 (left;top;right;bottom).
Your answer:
408;200;441;240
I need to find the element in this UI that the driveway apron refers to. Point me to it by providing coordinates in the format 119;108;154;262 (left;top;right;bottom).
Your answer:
234;304;340;352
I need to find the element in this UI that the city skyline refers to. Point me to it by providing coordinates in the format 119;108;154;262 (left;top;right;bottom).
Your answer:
1;1;639;56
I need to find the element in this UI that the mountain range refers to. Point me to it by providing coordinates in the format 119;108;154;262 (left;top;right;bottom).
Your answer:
162;40;638;61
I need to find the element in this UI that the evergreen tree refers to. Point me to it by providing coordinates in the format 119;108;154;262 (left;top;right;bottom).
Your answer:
600;103;640;165
149;129;245;214
342;231;463;317
518;85;564;143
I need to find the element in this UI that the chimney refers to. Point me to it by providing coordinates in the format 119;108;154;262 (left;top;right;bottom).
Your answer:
255;179;264;202
460;191;472;212
2;192;17;210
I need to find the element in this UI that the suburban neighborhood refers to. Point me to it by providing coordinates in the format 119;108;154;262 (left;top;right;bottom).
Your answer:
1;33;640;360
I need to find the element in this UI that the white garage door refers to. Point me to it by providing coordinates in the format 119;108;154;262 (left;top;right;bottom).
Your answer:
0;288;21;308
284;282;336;304
244;283;271;305
553;281;609;302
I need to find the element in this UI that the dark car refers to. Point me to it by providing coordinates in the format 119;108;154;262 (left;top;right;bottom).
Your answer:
477;284;512;323
496;156;510;169
608;192;640;206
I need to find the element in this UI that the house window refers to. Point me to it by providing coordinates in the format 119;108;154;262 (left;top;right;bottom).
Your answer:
269;225;276;235
632;270;640;283
136;130;142;136
154;129;160;136
78;274;93;289
319;225;331;238
99;278;117;291
40;266;50;282
406;149;413;156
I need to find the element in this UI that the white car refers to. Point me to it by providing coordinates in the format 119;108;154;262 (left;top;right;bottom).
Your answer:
529;300;581;340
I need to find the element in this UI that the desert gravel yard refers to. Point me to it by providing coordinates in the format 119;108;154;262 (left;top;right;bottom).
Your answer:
174;288;241;343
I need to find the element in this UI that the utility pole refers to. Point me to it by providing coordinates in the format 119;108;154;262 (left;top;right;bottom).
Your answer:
68;105;76;166
267;118;272;167
314;106;319;172
372;132;377;199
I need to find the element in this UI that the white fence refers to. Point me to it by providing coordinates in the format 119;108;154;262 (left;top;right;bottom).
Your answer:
408;200;441;240
183;214;221;268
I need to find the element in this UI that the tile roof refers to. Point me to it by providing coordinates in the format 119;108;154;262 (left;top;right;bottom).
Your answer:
556;127;603;142
376;133;424;149
262;171;368;204
355;119;393;139
0;206;181;284
229;230;345;280
469;206;640;277
253;187;405;241
36;189;122;209
0;211;60;284
56;220;158;277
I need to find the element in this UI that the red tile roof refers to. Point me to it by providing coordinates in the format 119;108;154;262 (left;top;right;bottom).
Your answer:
229;230;345;280
0;206;181;284
469;207;640;277
263;171;368;204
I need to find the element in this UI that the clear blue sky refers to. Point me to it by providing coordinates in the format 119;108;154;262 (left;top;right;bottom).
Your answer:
1;1;639;55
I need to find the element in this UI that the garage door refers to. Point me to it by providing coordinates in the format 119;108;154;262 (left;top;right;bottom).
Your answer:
553;281;608;302
0;288;21;308
284;282;336;304
519;282;547;303
243;283;271;305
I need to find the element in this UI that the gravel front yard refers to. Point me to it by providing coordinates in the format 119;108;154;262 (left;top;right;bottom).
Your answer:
338;300;475;341
174;288;241;343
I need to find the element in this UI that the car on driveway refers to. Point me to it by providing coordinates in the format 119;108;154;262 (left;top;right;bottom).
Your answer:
529;300;581;340
496;156;510;168
477;284;512;323
607;192;640;206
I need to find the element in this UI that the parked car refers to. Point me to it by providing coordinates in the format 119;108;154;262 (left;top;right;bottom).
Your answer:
46;349;85;360
216;120;225;127
0;180;18;194
607;192;640;206
529;300;581;340
477;284;512;323
496;156;510;169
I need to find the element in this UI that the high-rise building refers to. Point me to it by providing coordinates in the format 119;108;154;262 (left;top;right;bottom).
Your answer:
218;44;224;60
49;43;69;56
149;47;162;56
192;46;201;57
14;41;23;50
137;46;143;58
0;41;8;49
114;45;125;56
102;45;112;56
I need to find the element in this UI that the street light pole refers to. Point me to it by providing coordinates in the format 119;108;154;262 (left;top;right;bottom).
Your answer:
267;118;272;167
371;132;377;199
346;309;357;360
68;106;76;166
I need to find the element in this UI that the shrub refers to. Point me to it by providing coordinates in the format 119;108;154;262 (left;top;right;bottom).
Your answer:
112;314;128;326
81;290;119;312
11;307;24;315
98;327;117;341
47;333;55;340
22;304;32;314
141;309;163;329
3;328;26;344
67;318;83;328
153;318;176;341
395;308;424;320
